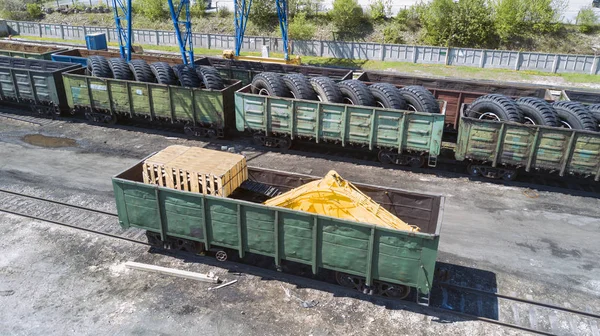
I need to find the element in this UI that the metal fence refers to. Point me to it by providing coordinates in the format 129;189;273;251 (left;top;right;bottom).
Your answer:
6;20;600;75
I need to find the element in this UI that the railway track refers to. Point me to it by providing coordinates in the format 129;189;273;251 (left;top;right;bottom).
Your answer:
2;108;599;196
1;188;598;336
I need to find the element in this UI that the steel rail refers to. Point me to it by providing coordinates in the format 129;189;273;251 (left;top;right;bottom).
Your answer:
1;191;598;336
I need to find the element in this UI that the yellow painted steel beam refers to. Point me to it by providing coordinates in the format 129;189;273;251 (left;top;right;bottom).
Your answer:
222;50;301;65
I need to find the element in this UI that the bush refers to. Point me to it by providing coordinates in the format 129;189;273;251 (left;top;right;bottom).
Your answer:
26;3;42;19
576;6;598;33
383;23;405;44
395;6;421;32
494;0;565;42
419;0;497;48
190;0;206;18
250;0;278;32
289;12;316;40
217;6;231;18
369;0;387;23
330;0;365;35
134;0;167;21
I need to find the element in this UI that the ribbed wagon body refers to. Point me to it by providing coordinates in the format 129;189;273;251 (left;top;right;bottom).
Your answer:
234;84;446;166
199;57;353;85
456;117;600;181
0;41;67;60
0;56;79;115
113;162;444;301
62;67;242;137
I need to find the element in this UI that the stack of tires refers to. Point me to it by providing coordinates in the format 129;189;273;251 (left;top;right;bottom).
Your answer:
250;72;441;114
86;56;224;90
465;93;600;132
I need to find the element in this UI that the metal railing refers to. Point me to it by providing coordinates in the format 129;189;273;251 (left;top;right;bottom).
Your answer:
5;20;599;75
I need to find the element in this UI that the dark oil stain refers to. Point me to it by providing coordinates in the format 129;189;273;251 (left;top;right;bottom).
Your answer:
516;242;538;253
580;262;599;271
540;238;582;259
22;134;77;148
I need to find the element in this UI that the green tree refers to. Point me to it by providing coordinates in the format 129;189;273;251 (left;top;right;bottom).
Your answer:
190;0;207;18
383;23;405;44
576;6;598;33
135;0;168;21
26;3;42;19
288;12;316;40
369;0;387;23
419;0;497;48
494;0;565;42
250;0;278;32
329;0;365;35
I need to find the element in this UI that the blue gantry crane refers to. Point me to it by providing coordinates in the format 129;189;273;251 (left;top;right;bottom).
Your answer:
112;0;133;61
111;0;194;65
226;0;300;65
167;0;195;66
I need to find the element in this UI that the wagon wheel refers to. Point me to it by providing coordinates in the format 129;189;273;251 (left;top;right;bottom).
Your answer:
335;272;365;292
215;250;228;262
377;150;393;164
278;137;292;150
375;281;411;299
408;156;425;168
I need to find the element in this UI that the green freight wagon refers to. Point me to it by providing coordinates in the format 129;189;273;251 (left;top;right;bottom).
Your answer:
62;68;242;137
0;56;80;115
235;84;446;167
199;57;353;85
113;162;444;303
0;41;67;60
456;117;600;181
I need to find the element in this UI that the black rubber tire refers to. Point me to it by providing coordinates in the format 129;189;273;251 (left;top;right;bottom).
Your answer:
552;101;597;131
369;83;407;110
87;56;112;78
282;74;317;100
309;76;343;103
108;58;133;80
398;85;440;114
172;64;202;88
128;59;156;83
588;103;600;128
251;72;290;97
150;62;178;85
337;80;375;106
196;66;224;90
516;97;559;126
466;94;522;122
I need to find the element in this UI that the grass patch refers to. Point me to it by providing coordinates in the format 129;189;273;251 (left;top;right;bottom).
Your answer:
13;36;599;87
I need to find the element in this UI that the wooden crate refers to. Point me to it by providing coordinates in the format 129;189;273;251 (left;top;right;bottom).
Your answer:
143;146;248;197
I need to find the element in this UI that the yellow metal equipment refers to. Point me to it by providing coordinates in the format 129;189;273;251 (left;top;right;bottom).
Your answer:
264;170;419;232
222;50;302;65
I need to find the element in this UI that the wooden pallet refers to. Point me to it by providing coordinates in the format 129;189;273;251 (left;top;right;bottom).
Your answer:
143;145;248;197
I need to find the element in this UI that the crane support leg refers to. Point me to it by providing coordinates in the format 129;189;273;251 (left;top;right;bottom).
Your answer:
168;0;195;66
234;0;253;57
112;0;132;60
275;0;289;60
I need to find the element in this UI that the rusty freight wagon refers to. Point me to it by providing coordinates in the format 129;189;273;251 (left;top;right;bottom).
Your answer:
357;71;554;131
199;57;354;85
0;56;80;115
0;41;67;60
113;160;444;303
62;67;242;137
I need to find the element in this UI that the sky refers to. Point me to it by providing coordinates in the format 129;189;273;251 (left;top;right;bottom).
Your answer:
210;0;600;23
